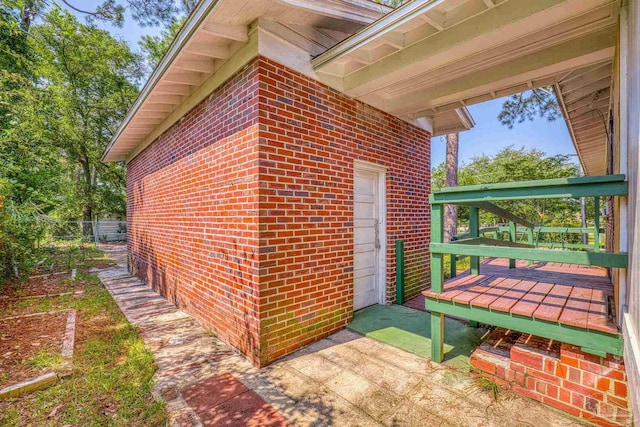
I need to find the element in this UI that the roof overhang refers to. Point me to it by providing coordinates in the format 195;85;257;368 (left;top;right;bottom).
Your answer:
554;63;613;176
102;0;391;162
312;0;619;175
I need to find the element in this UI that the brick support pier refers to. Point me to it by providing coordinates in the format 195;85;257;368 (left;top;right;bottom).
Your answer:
470;328;632;426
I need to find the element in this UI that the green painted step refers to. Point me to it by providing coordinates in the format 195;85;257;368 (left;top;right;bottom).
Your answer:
347;304;486;369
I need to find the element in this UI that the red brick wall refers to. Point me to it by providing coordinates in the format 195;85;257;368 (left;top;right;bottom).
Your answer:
471;329;631;426
256;57;431;364
127;56;431;367
127;60;263;364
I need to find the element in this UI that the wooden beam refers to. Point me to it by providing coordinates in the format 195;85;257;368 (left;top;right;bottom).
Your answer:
431;204;444;293
146;94;186;105
126;31;259;162
141;103;175;113
200;23;248;42
566;88;610;111
174;59;217;73
388;29;615;116
562;78;611;104
430;174;627;204
161;71;205;85
430;242;628;268
340;0;572;92
460;201;536;229
288;24;340;50
424;298;623;356
560;61;610;83
258;20;329;56
154;84;192;96
559;64;612;94
572;120;606;134
136;111;169;119
185;42;230;59
451;237;535;248
381;31;404;50
469;206;480;274
569;106;609;124
419;13;444;31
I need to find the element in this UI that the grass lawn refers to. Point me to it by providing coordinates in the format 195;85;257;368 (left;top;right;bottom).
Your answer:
444;255;471;279
0;245;167;426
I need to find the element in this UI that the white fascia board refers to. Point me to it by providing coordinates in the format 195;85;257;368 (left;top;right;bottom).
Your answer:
102;0;222;162
311;0;443;69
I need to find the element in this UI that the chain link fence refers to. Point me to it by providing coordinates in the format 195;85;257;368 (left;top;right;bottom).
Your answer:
46;220;127;244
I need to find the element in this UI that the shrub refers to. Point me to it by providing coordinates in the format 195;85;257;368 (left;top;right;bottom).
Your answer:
0;180;47;282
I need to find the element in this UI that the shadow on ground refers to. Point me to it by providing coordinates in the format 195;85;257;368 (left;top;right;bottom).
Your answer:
347;304;487;369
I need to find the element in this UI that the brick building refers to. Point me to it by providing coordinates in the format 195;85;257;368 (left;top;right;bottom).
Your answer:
103;0;473;367
104;0;640;424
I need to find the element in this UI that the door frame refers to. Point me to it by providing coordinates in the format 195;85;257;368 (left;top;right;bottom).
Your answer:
354;160;387;306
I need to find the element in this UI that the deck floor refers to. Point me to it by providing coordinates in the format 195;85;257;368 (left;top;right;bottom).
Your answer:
423;258;617;335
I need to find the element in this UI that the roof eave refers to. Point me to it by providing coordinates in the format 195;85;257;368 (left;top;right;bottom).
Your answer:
102;0;222;162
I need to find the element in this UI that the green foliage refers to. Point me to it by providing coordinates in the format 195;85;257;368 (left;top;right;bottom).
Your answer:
28;350;64;370
139;16;185;69
432;146;580;227
473;374;502;401
0;179;48;281
16;0;194;29
0;0;34;129
0;6;145;279
6;9;142;221
0;249;167;425
498;88;561;129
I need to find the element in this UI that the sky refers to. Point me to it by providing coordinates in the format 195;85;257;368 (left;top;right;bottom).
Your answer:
73;6;578;167
68;4;164;50
430;97;578;167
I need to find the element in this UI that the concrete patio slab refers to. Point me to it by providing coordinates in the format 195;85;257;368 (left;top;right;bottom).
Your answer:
347;304;486;368
98;259;584;427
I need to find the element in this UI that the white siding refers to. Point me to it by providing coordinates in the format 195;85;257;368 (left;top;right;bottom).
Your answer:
623;0;640;421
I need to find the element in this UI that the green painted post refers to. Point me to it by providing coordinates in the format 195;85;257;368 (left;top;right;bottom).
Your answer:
431;311;444;362
594;196;600;252
526;228;534;265
449;254;456;278
431;204;444;293
469;206;480;275
430;204;445;362
508;221;516;269
396;240;405;304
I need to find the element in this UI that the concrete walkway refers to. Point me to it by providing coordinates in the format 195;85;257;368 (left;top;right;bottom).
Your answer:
97;260;582;426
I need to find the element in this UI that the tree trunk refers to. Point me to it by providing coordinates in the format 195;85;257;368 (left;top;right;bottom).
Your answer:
20;0;37;32
81;159;94;238
444;133;459;243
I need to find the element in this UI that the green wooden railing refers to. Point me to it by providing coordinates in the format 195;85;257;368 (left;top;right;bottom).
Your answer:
428;174;628;362
448;226;606;277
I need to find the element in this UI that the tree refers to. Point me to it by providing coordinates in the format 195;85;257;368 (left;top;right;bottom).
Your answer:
0;2;160;279
1;1;34;129
7;9;143;233
443;133;459;242
432;146;580;227
139;16;185;69
498;87;561;129
15;0;195;30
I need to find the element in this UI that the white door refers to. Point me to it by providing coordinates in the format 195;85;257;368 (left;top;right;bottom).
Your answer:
354;166;383;310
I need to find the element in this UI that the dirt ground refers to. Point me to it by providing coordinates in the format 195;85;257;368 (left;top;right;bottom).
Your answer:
0;244;165;426
0;311;67;388
0;275;81;299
